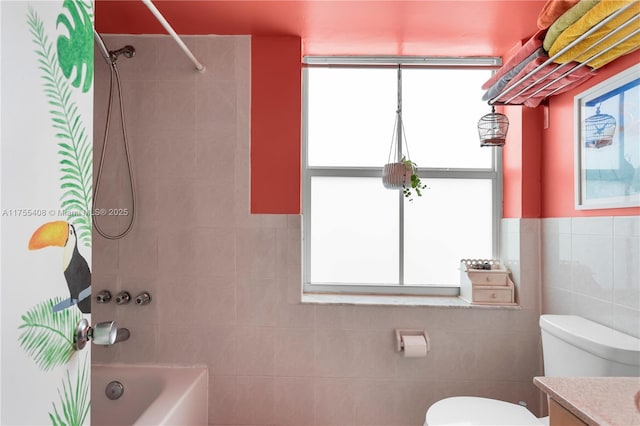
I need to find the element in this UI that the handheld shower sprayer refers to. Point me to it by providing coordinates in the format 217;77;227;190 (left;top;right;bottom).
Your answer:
93;29;137;240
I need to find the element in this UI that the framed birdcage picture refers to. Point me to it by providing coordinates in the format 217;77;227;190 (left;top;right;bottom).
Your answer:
574;63;640;210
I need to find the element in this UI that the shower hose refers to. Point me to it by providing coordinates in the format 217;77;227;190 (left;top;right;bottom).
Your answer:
93;59;137;240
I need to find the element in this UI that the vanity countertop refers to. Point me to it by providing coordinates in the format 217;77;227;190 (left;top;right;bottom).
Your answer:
534;376;640;426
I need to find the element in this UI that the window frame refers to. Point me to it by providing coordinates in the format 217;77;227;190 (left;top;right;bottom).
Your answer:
302;56;503;297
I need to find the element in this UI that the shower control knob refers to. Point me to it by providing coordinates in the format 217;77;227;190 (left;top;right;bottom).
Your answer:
135;292;152;305
114;291;131;305
96;290;112;303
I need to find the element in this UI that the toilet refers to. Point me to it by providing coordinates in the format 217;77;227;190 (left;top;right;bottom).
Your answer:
424;315;640;426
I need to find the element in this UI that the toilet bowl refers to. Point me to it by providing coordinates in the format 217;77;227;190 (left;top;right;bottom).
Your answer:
425;397;548;426
424;315;640;426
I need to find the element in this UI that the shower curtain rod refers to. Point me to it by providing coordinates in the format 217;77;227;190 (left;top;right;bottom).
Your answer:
140;0;206;72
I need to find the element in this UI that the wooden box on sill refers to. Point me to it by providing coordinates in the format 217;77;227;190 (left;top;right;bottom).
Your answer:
459;262;516;306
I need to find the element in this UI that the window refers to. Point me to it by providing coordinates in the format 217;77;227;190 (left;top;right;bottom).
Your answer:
303;57;502;296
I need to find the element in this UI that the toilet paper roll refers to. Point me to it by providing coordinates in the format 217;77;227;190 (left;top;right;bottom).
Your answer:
402;335;428;357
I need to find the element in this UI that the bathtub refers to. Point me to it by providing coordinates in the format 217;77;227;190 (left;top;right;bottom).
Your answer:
92;364;208;426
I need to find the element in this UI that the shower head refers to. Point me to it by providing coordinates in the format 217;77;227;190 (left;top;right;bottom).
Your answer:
110;46;136;61
93;30;136;64
93;29;112;65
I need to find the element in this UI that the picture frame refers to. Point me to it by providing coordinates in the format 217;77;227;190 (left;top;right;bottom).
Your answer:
574;63;640;210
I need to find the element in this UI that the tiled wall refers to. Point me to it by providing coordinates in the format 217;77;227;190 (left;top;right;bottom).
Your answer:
92;35;543;425
541;216;640;338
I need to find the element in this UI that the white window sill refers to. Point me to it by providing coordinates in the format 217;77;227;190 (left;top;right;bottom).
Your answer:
301;293;520;309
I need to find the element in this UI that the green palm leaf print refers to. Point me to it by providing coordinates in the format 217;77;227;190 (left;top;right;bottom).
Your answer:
18;297;81;371
49;355;90;426
56;0;93;93
27;7;92;247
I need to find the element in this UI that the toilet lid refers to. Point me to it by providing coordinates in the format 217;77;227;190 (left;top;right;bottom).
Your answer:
425;396;543;426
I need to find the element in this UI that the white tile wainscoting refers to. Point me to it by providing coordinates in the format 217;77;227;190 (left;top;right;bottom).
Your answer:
541;216;640;338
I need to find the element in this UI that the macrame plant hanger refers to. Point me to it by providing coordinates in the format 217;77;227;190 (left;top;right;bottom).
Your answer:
382;66;414;189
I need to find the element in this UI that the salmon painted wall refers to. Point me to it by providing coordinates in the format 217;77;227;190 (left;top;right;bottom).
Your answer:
502;105;523;218
250;36;301;214
502;105;544;218
249;38;638;219
541;50;640;218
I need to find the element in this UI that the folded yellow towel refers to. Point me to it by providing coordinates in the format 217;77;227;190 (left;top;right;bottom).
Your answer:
550;0;640;69
587;37;640;69
543;0;600;51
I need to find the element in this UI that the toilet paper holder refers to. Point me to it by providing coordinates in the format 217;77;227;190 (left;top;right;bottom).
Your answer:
395;329;430;353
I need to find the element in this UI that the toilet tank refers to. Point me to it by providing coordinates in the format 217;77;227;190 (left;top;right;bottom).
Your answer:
540;315;640;377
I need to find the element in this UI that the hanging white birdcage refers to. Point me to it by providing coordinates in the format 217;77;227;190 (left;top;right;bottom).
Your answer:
584;104;616;149
478;105;509;147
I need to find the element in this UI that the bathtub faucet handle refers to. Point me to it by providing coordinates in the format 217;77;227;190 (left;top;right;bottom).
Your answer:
96;290;112;303
74;319;117;350
135;291;152;305
114;291;131;305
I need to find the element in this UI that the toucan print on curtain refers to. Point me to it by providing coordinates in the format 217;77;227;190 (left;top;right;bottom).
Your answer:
0;0;93;424
29;221;92;314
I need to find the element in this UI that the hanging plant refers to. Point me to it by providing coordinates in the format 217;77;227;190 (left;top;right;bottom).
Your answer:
382;66;427;201
400;157;427;201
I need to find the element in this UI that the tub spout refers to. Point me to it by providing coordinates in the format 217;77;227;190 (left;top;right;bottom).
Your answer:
114;328;130;344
